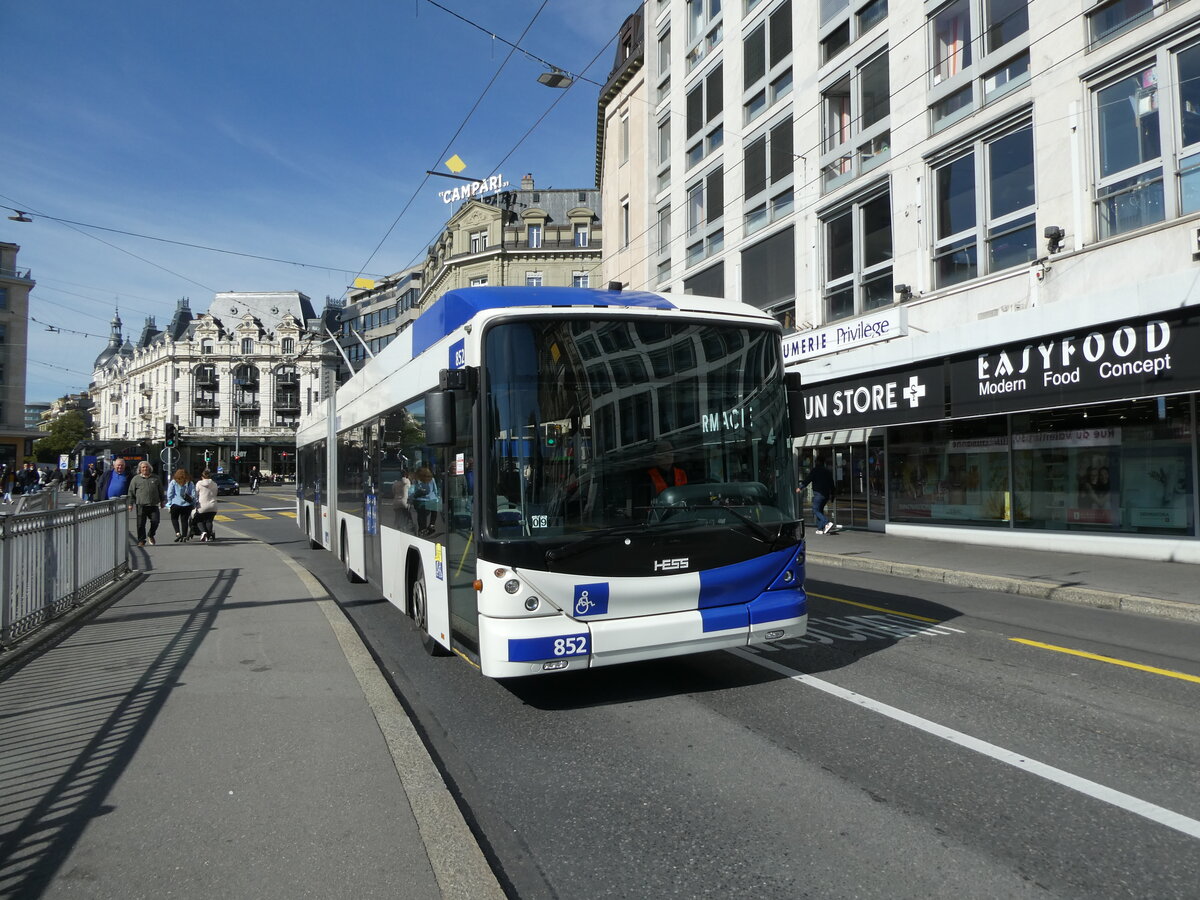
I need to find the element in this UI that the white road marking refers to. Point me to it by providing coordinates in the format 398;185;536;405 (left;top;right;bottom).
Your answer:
732;648;1200;841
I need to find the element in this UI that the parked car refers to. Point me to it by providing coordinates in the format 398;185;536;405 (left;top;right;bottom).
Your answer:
214;474;240;496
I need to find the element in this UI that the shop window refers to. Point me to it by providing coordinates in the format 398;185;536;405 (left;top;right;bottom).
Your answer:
928;0;1029;132
888;417;1011;526
1012;398;1194;535
822;187;892;322
933;121;1035;288
821;45;890;192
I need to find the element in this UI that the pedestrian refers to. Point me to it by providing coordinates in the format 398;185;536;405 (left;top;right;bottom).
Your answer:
166;468;198;542
129;461;165;547
797;454;839;535
411;465;440;535
83;463;98;502
1;465;15;503
96;458;131;501
193;468;219;542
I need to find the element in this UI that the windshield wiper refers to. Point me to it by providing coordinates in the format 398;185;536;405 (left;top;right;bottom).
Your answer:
543;518;706;564
717;504;774;543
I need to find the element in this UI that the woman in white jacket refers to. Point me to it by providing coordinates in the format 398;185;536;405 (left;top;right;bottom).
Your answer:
194;469;220;542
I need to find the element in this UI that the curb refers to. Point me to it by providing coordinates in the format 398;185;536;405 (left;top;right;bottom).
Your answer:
0;570;148;680
805;550;1200;625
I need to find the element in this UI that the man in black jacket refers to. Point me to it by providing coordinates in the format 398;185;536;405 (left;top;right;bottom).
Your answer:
797;455;838;535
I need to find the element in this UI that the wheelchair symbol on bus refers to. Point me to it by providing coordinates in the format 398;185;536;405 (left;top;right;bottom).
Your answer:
572;583;609;617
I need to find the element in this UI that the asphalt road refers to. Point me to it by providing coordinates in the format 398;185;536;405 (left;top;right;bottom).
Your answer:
232;489;1200;899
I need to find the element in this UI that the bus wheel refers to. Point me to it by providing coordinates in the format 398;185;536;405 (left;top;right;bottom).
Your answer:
342;529;365;584
306;513;321;550
411;566;449;656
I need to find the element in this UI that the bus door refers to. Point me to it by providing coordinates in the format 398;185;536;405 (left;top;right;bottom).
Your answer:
444;442;479;655
363;418;384;586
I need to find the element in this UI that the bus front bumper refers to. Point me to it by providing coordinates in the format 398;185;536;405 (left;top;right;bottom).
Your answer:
478;590;806;678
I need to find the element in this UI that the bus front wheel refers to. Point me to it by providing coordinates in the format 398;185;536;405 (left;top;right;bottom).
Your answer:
411;566;449;657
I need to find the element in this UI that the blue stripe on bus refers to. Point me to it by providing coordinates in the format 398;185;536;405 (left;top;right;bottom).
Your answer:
700;604;749;633
747;589;807;624
697;546;796;608
508;633;590;662
413;287;677;357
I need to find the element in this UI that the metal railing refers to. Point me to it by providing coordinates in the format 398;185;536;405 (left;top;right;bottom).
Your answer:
0;499;130;649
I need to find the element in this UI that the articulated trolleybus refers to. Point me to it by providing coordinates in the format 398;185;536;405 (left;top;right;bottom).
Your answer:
297;286;807;677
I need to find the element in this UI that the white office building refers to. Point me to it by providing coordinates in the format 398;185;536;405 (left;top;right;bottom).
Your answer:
597;0;1200;558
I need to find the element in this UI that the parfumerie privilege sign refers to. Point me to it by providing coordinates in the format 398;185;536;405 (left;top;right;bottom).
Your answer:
801;306;1200;431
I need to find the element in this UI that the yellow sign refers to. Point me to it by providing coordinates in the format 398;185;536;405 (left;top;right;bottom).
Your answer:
353;277;376;290
445;154;467;174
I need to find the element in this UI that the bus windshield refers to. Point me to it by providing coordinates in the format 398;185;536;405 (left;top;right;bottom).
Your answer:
481;316;797;545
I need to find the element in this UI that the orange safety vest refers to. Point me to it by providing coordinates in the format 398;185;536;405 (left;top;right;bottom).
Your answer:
648;466;688;494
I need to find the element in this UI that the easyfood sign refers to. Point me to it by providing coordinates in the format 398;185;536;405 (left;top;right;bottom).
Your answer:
783;308;907;365
950;309;1200;417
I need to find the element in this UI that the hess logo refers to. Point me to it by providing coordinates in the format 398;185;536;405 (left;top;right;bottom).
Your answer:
654;557;689;572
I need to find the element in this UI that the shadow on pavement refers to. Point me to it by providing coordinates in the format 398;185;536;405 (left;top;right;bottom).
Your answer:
0;567;240;897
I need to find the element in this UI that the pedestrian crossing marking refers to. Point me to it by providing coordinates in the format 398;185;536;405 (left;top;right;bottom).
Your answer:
214;515;234;522
243;513;271;520
278;511;297;518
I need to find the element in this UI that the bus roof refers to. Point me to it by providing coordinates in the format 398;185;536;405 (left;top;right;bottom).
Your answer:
412;286;677;357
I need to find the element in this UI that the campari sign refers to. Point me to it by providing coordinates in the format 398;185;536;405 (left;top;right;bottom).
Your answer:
950;307;1200;417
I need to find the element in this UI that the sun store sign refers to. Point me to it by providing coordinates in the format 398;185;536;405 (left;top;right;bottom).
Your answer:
803;364;945;431
950;308;1200;417
438;174;510;205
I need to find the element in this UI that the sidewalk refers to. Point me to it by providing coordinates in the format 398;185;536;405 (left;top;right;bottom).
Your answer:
0;525;502;900
805;526;1200;623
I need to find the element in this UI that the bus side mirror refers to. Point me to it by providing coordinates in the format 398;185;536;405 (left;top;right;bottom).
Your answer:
426;390;456;446
785;370;806;437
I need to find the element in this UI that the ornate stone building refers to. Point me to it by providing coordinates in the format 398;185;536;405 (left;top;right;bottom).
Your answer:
0;242;38;468
90;292;338;478
419;174;602;306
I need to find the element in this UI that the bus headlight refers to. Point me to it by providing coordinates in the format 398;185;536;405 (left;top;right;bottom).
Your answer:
504;579;521;594
524;596;540;611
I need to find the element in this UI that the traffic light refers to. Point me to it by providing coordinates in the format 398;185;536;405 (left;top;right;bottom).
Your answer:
164;422;176;448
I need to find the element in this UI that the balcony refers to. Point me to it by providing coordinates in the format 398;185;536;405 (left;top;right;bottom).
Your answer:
196;371;219;387
237;402;261;414
274;393;300;411
138;407;151;418
0;266;33;281
139;383;152;396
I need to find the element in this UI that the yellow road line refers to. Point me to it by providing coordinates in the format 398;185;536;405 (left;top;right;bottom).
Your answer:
214;514;234;522
278;511;297;518
243;513;270;520
807;591;942;623
1011;638;1200;684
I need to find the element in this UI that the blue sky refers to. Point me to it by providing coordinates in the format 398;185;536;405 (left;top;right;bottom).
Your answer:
4;0;632;402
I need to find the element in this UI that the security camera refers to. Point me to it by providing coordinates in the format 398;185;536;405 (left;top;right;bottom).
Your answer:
1044;225;1066;253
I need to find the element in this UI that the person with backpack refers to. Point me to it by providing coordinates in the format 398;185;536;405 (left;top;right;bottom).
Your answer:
166;468;199;542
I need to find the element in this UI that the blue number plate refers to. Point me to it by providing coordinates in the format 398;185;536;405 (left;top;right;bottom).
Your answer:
508;633;590;662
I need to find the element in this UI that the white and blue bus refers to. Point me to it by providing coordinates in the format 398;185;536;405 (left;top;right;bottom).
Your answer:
296;286;807;677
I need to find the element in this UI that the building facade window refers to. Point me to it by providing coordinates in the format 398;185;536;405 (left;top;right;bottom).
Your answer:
572;271;590;288
928;0;1029;132
470;229;488;253
658;204;673;255
686;0;723;71
0;287;7;310
527;224;542;249
574;224;590;247
822;42;890;192
622;201;631;248
470;276;489;287
620;111;630;164
1087;0;1161;47
744;115;794;234
526;271;544;287
820;0;888;63
686;63;724;167
933;120;1036;288
282;337;295;354
822;187;892;322
1091;43;1200;239
685;165;725;266
240;338;254;355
